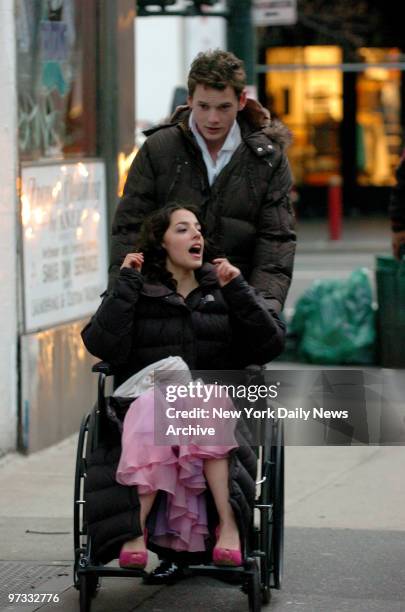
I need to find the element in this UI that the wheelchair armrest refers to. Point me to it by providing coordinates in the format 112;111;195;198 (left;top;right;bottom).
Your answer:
92;361;115;376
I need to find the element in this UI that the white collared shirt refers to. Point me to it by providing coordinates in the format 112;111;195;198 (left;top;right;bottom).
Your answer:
189;112;242;186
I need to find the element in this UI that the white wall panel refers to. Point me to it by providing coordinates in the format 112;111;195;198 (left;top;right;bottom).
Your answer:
0;0;18;454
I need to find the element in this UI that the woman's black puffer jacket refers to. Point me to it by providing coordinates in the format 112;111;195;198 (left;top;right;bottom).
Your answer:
81;263;285;563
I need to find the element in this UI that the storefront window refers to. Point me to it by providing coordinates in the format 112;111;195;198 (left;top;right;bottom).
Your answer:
265;46;343;186
356;48;402;186
16;0;97;160
265;45;403;189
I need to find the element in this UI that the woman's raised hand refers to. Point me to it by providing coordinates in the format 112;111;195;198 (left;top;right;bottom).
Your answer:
120;252;144;272
212;258;241;287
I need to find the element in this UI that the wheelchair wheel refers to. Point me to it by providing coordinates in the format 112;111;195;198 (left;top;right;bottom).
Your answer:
260;418;284;593
246;559;262;612
74;413;90;586
79;574;90;612
79;573;98;612
271;419;284;590
262;582;271;605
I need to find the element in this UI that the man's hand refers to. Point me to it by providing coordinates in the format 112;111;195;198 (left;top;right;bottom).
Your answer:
120;252;144;272
212;257;241;287
392;230;405;260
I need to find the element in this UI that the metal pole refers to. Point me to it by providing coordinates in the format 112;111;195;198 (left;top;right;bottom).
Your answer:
227;0;256;90
97;0;119;238
328;176;343;240
96;1;135;241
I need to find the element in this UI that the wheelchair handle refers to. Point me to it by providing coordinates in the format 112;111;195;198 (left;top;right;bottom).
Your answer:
92;361;115;376
92;362;114;421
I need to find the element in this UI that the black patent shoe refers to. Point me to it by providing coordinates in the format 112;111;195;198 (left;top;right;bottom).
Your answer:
143;560;188;585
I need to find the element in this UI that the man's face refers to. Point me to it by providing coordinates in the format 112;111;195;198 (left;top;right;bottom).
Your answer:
188;84;246;150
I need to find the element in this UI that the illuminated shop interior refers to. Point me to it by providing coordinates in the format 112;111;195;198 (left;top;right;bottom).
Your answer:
265;46;402;188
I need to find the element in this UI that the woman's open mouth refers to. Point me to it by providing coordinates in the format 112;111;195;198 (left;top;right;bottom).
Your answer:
189;244;202;259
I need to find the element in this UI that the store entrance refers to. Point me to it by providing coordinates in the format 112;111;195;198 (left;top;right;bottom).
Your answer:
263;46;404;216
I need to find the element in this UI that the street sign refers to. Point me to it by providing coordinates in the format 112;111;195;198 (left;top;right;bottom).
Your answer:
252;0;297;26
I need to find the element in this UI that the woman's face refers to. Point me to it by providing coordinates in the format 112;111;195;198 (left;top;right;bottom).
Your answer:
161;209;204;272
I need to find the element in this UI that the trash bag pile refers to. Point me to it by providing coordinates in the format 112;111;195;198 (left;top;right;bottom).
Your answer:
288;268;376;365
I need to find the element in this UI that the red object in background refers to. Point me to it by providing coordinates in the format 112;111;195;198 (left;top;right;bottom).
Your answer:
328;176;342;240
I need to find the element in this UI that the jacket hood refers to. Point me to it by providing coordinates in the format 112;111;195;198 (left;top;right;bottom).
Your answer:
237;98;293;150
261;119;293;150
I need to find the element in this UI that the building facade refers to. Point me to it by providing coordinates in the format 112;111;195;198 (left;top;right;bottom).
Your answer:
257;0;404;215
0;0;227;456
0;0;135;455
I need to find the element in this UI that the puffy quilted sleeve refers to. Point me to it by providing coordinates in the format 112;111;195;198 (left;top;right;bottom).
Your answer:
81;269;144;366
220;274;286;366
249;152;296;313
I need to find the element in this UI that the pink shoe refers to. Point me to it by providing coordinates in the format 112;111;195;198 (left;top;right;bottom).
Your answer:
119;549;148;569
212;526;242;567
212;547;242;567
119;529;148;569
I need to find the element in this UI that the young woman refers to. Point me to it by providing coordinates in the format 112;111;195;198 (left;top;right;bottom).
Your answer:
81;204;285;570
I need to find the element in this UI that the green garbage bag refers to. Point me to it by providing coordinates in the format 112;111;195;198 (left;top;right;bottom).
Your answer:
289;268;376;365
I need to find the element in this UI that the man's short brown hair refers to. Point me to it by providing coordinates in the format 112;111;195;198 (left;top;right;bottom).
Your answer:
187;49;246;98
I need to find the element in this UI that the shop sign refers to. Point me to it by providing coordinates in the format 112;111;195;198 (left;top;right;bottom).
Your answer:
21;161;108;332
252;0;297;26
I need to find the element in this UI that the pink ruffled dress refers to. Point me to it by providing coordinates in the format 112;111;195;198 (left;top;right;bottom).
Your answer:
116;386;238;552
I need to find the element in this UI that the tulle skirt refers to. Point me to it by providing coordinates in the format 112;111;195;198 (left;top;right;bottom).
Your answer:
116;387;237;552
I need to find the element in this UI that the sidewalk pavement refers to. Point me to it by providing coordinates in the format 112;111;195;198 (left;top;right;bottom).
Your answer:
283;214;394;315
295;215;391;254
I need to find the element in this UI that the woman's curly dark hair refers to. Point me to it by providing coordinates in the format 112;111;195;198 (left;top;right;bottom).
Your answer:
134;203;216;286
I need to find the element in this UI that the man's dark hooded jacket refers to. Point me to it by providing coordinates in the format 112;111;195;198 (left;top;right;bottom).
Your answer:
110;100;296;312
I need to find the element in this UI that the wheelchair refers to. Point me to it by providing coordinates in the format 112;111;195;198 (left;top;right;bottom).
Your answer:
73;362;284;612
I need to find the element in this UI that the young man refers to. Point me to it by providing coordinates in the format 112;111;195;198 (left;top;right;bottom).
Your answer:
389;153;405;259
109;49;296;313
